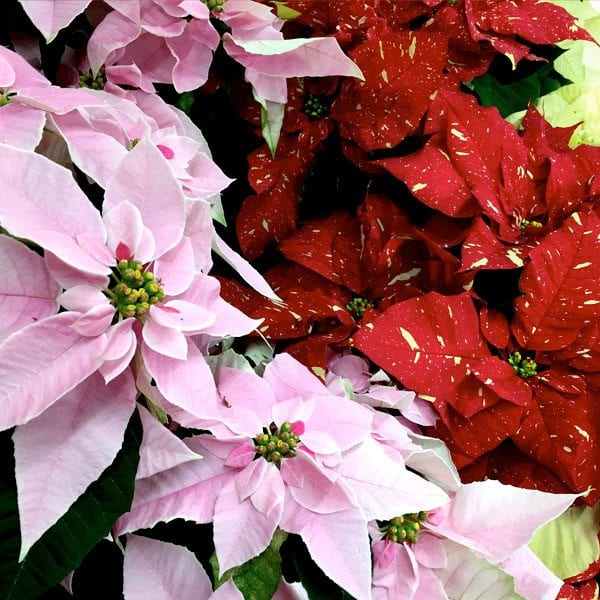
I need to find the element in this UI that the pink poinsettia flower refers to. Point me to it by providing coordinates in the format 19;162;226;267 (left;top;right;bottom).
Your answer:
49;89;277;298
0;45;101;150
371;480;575;600
116;353;448;600
87;0;219;93
0;137;260;431
51;89;232;199
86;0;362;97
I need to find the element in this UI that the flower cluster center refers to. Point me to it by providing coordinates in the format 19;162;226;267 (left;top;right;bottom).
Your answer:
508;351;537;378
346;297;373;318
108;259;165;319
381;512;428;544
303;93;329;120
519;219;543;231
202;0;226;11
254;421;300;464
79;67;106;90
0;91;15;107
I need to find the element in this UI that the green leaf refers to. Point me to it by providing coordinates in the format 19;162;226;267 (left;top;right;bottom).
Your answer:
0;410;142;599
175;91;196;116
271;1;301;20
529;503;600;580
469;63;566;117
212;529;287;600
253;90;285;157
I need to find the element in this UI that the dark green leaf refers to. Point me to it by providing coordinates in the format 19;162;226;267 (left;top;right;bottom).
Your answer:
176;92;196;116
469;63;567;117
0;410;142;599
212;529;287;600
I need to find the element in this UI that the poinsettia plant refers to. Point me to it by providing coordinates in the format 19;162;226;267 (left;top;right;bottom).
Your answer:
0;0;598;598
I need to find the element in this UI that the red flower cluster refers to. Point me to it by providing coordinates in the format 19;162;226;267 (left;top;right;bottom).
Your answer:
221;0;600;537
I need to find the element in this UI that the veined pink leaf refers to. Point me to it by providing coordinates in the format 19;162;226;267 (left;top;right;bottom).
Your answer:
115;444;235;535
223;35;363;103
141;341;218;425
512;210;600;350
104;137;186;258
433;540;524;600
14;370;136;560
0;312;107;430
123;535;213;600
213;470;283;574
18;0;92;42
136;405;202;480
500;546;564;600
0;144;108;276
0;234;60;342
430;480;575;562
281;498;371;600
334;438;449;520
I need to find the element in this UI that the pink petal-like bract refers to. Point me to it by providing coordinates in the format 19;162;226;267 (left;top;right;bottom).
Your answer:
0;313;107;430
123;535;213;600
14;370;136;559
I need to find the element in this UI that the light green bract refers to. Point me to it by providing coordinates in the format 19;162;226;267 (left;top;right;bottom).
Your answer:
508;1;600;147
529;503;600;580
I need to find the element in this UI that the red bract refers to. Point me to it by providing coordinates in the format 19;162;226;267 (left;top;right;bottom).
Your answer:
219;263;353;341
353;292;531;416
512;210;600;351
432;400;526;468
279;211;362;292
465;0;592;62
378;144;478;218
557;580;600;600
459;218;530;272
331;27;450;151
283;0;382;46
521;108;600;225
512;378;600;505
236;121;332;260
459;441;571;496
281;194;470;306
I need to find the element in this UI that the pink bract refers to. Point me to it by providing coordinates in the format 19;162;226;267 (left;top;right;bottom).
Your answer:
0;138;259;430
116;353;448;600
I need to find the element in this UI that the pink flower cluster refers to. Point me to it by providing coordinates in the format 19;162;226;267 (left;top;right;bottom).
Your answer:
0;2;581;598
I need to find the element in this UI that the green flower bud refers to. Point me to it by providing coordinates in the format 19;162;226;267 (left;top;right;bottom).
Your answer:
124;305;137;318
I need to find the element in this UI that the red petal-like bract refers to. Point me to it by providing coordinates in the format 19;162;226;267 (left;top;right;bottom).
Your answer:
279;212;362;293
459;442;571;496
432;401;525;468
512;379;600;505
512;210;600;351
557;580;599;600
331;27;449;151
237;122;332;260
354;292;530;416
